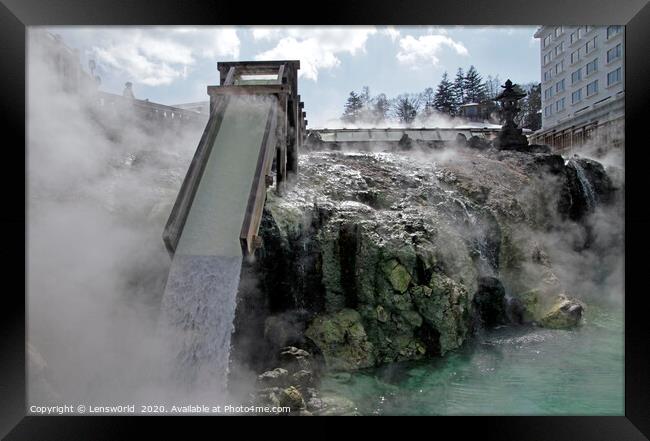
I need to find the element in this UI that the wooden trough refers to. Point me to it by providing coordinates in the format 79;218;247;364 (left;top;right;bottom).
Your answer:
163;60;306;257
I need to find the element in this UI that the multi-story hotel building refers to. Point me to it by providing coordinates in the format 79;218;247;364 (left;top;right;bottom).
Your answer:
530;25;624;152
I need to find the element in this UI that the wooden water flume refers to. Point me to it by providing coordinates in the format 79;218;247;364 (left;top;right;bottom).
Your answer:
163;60;306;258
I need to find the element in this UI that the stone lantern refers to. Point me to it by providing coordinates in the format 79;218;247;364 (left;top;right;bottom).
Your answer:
494;79;529;150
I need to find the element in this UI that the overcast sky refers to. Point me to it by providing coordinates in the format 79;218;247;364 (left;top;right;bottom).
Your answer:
43;26;541;127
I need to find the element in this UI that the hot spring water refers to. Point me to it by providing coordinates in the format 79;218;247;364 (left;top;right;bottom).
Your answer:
321;302;624;415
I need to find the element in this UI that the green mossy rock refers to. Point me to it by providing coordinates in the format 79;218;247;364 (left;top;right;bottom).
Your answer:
381;259;412;293
304;309;375;371
279;386;306;410
539;296;584;329
411;274;470;355
252;151;610;372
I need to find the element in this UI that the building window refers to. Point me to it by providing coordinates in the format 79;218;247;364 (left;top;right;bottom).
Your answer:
543;34;551;48
585;25;594;33
571;49;581;64
607;25;623;39
570;30;578;44
544;105;552;117
586;79;599;96
544;52;552;65
556;79;565;93
544;87;554;100
555;42;564;56
607;67;622;86
607;43;622;63
544;69;553;82
586;58;598;75
571;68;582;84
555;26;563;37
555;60;564;75
572;89;582;104
585;36;597;54
578;26;586;39
555;97;566;112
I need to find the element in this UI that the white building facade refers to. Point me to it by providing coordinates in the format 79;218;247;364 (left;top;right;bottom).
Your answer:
531;25;624;151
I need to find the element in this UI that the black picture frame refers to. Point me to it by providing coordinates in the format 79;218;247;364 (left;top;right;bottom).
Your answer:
1;0;648;438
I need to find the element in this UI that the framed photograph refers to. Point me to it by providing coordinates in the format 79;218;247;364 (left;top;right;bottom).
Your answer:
2;0;649;438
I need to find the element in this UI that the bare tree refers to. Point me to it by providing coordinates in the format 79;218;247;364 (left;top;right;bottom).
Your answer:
392;94;421;124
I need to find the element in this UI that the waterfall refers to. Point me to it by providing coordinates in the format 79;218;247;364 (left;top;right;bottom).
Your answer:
446;192;499;276
159;255;241;394
569;159;597;212
156;95;276;395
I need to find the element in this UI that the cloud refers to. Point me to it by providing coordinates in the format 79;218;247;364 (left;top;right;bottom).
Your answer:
252;27;377;81
396;34;468;68
59;27;241;87
382;26;401;42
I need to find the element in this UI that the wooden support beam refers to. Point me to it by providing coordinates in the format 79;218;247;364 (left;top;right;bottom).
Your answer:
224;66;236;85
239;101;279;256
275;94;288;195
208;84;290;96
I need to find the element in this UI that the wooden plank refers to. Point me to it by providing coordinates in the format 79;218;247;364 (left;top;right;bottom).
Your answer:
208;84;290;96
239;100;278;256
276;64;285;85
219;60;300;69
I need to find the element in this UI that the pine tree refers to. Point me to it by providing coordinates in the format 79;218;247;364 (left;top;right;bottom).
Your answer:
361;86;371;107
420;87;436;117
464;65;488;104
453;67;465;111
358;86;374;123
433;72;455;115
524;83;542;131
341;91;364;123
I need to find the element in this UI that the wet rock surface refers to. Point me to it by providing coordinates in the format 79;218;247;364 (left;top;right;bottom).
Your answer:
472;276;508;328
239;146;618;377
540;295;585;329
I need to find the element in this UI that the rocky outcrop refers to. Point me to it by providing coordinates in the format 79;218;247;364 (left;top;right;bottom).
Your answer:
564;157;615;221
539;295;585;329
304;309;375;371
253;346;319;414
241;147;616;373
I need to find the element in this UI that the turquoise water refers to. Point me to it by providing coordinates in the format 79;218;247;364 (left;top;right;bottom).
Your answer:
321;303;624;415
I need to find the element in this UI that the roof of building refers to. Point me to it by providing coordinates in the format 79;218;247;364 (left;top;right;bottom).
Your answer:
533;26;547;38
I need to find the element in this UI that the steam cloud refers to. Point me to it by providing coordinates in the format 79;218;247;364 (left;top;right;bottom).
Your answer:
26;30;247;408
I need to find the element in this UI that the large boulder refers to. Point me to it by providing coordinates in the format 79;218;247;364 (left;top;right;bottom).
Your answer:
539;296;584;329
279;386;307;410
257;368;290;388
304;309;375;371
